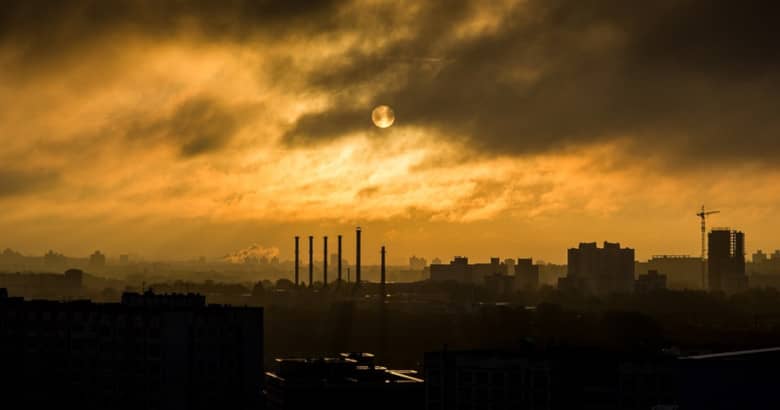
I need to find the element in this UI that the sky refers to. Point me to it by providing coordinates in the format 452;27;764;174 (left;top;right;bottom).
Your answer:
1;0;779;264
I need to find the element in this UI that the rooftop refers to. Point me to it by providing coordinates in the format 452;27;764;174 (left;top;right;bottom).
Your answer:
120;290;205;308
266;353;423;385
680;347;780;360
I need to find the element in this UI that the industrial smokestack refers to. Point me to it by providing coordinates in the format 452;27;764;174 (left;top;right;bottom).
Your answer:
381;245;386;291
356;227;362;285
294;236;300;286
323;236;328;287
308;235;313;287
338;235;343;283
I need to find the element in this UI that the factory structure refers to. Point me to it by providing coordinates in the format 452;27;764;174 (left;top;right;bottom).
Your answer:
286;208;760;297
292;227;389;295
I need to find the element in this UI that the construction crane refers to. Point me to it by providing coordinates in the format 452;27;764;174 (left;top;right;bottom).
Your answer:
696;205;720;289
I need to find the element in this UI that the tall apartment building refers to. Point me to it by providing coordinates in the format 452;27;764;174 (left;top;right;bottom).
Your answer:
559;242;635;294
708;229;748;293
0;289;263;410
514;258;540;291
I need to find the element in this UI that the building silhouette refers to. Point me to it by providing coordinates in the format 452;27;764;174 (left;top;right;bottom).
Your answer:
708;229;748;293
264;352;423;410
635;269;667;293
409;255;427;271
0;268;83;299
433;256;540;291
430;256;473;283
748;248;780;288
429;257;505;284
426;348;664;410
426;346;780;410
514;258;540;291
472;257;503;282
750;249;780;274
484;272;515;295
675;347;780;409
43;249;67;267
635;255;702;290
503;258;516;275
558;242;635;294
0;289;263;409
88;250;106;269
425;350;552;410
753;249;768;265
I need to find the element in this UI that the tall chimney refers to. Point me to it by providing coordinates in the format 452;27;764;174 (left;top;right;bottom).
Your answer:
338;235;343;283
323;236;328;287
294;236;300;286
356;227;362;285
381;245;386;293
308;235;313;287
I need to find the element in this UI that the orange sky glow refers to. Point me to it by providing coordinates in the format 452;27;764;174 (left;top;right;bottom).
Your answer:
2;1;779;264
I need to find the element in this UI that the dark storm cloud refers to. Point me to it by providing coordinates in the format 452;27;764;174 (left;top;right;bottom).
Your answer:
0;0;340;38
0;169;59;198
168;97;240;157
282;109;368;144
0;0;340;67
4;0;779;166
126;96;243;157
285;0;780;165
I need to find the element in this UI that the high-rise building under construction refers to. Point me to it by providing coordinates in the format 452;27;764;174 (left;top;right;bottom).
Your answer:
708;229;748;293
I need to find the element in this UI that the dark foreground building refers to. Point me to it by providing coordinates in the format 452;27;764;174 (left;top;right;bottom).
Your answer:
676;347;780;409
265;352;423;410
0;289;263;410
425;347;780;410
425;348;621;410
0;268;84;299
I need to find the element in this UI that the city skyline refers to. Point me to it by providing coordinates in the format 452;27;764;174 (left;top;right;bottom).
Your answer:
4;224;779;267
4;2;780;409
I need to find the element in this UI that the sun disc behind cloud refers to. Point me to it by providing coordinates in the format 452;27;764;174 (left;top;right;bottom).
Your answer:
371;105;395;128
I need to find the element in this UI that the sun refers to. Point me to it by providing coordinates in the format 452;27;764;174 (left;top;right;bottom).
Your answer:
371;105;395;128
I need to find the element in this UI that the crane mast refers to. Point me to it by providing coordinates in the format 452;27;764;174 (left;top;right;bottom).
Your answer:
696;205;720;290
